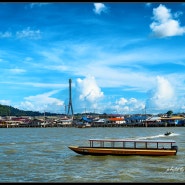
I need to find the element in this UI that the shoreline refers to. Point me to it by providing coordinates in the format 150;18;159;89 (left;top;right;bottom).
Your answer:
1;124;184;128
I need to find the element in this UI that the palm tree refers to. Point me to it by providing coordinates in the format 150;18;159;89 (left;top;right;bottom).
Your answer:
166;110;173;117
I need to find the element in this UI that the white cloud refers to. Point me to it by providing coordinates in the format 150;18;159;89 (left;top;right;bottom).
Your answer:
72;76;104;113
16;27;41;40
174;11;183;18
17;90;64;113
9;68;26;74
0;81;67;89
117;98;128;105
150;4;185;38
93;3;108;15
146;76;176;111
104;97;145;114
0;31;12;38
29;3;50;9
76;75;104;102
145;3;151;7
0;100;11;106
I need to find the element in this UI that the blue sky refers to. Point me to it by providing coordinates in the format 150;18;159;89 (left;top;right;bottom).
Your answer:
1;2;185;115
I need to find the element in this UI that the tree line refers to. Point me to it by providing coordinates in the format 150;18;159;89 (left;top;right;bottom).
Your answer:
0;104;61;117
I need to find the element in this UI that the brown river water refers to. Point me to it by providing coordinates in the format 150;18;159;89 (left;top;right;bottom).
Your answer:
0;127;184;182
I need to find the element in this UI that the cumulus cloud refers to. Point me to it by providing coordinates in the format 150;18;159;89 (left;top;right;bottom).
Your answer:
73;76;104;113
72;76;146;114
93;3;108;15
150;4;185;38
0;100;11;106
76;75;104;102
117;97;128;105
146;76;176;111
101;97;145;114
18;90;64;113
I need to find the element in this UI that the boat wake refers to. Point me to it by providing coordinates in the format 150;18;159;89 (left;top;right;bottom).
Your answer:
127;133;179;140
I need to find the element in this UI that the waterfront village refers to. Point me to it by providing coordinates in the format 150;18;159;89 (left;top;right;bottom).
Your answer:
1;78;184;128
0;112;185;128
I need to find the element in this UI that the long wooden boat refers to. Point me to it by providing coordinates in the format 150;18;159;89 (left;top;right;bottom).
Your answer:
68;139;178;156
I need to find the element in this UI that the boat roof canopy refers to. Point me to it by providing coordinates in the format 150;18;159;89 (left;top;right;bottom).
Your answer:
89;139;176;143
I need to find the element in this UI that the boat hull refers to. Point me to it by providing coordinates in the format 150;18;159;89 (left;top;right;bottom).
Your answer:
68;146;177;156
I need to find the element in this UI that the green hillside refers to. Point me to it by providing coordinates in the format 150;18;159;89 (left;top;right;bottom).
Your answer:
0;104;61;116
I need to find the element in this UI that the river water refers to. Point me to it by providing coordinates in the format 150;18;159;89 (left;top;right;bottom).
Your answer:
0;127;184;182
